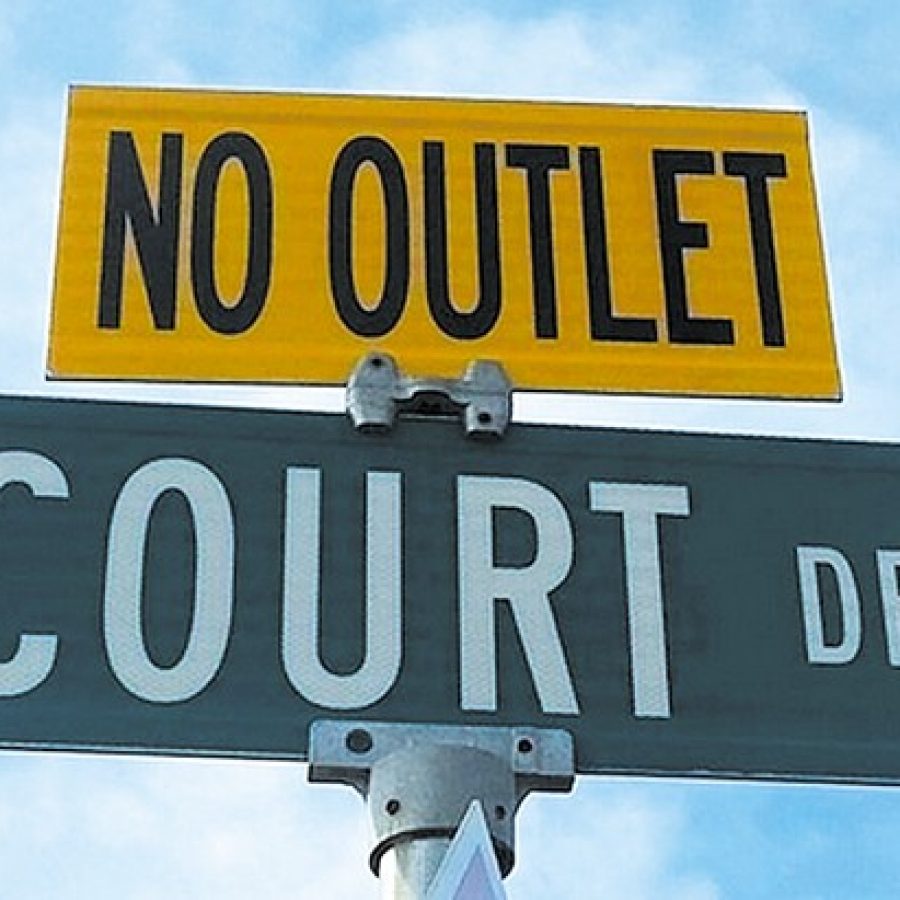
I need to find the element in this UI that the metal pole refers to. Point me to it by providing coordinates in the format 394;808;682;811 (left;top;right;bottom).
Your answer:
308;721;575;899
378;837;451;900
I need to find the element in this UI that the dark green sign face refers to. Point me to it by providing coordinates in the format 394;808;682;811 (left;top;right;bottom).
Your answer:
0;395;898;783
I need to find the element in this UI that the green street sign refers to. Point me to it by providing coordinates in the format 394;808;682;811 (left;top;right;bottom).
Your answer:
0;394;898;783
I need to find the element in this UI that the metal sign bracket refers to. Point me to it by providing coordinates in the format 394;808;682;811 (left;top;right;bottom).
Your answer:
346;353;512;438
308;720;575;898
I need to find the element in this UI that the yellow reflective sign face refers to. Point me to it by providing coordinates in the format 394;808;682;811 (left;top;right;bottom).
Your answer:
49;87;840;397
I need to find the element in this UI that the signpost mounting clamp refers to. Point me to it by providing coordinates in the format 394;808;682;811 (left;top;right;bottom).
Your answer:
346;353;512;438
308;720;574;898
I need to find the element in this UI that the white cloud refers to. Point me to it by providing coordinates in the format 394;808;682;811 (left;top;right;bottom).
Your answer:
109;0;320;90
512;782;721;899
0;96;65;391
117;0;196;85
335;8;804;108
0;754;375;899
338;11;696;102
0;6;27;70
812;114;900;344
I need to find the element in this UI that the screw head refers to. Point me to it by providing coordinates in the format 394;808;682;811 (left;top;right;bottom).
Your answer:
345;728;373;754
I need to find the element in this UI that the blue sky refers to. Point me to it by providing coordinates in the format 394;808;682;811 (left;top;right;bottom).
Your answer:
3;2;900;897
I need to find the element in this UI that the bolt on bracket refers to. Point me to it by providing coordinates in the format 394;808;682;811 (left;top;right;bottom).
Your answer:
308;719;574;889
346;353;512;438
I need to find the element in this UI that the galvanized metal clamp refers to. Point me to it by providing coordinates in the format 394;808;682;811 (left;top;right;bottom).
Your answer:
346;353;512;438
308;720;574;897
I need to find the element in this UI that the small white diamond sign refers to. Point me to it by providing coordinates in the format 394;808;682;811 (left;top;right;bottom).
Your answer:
427;802;507;900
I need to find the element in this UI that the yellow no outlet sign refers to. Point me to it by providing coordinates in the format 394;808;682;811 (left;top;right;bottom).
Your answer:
49;86;840;397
